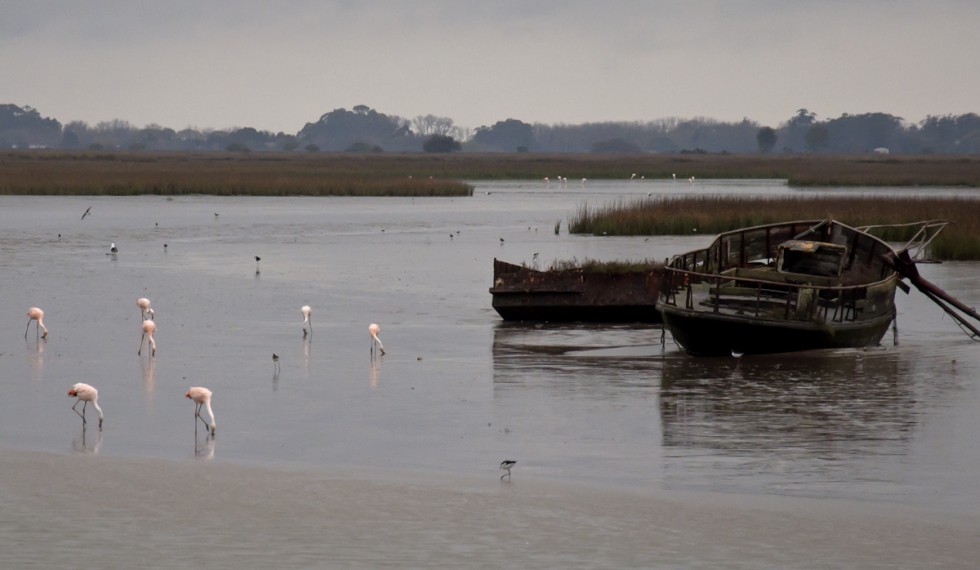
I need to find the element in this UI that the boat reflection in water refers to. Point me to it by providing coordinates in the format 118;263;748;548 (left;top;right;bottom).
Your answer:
657;348;923;500
490;322;970;509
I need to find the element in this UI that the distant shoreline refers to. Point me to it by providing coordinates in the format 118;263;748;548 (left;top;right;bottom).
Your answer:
2;151;980;194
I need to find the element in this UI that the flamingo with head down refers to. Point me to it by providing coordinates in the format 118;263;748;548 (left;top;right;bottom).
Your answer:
68;383;103;430
26;307;48;339
185;387;216;436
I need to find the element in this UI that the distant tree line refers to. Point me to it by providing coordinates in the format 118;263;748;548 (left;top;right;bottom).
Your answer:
2;103;979;155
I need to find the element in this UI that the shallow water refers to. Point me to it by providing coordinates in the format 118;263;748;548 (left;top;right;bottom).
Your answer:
2;179;979;522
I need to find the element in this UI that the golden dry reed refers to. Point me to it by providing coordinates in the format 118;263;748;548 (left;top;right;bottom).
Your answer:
568;195;980;260
0;151;473;197
4;151;980;192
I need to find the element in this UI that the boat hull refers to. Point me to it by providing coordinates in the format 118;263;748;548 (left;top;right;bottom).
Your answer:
656;219;902;356
658;303;895;355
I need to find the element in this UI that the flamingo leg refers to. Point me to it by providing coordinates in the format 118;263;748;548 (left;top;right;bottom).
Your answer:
24;318;31;338
194;403;211;430
138;332;145;355
72;400;87;423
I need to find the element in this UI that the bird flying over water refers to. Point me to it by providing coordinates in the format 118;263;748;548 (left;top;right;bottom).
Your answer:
81;206;92;220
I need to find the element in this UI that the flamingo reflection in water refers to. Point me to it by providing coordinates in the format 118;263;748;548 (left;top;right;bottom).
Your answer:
73;426;104;454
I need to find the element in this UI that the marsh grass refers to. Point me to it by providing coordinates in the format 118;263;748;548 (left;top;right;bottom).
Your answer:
0;151;473;196
568;195;980;260
3;151;980;192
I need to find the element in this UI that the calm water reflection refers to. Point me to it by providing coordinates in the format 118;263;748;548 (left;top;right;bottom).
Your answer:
2;181;978;516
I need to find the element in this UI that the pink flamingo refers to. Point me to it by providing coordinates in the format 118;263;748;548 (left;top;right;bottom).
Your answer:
139;319;156;356
369;323;385;356
68;383;103;430
185;387;216;435
137;297;153;320
25;307;48;339
301;305;312;336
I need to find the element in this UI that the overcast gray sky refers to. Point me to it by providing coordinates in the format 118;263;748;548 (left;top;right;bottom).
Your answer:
3;1;977;133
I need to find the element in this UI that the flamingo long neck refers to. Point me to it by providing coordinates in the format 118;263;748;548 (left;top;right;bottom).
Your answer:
91;398;103;419
373;334;384;350
38;318;47;333
204;401;216;429
147;333;156;350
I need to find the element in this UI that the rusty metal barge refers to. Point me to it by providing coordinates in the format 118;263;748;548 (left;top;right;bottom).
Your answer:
490;258;663;323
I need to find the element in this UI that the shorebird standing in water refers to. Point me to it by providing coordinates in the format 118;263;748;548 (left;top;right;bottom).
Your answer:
273;353;280;372
499;459;516;480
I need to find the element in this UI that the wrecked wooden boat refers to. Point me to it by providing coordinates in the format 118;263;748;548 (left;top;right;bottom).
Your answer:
657;219;903;355
490;258;663;323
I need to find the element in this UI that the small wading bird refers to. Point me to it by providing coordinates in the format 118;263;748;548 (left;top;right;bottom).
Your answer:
81;206;92;220
109;242;118;254
255;256;261;273
137;297;153;321
301;305;312;336
185;387;216;436
26;307;48;339
139;320;156;356
273;353;280;372
369;323;385;356
500;460;516;480
68;383;103;430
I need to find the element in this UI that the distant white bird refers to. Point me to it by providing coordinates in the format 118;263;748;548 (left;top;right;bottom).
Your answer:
630;173;637;180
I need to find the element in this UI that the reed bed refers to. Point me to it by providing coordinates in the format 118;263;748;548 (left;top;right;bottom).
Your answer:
3;151;980;190
568;195;980;260
0;151;473;197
